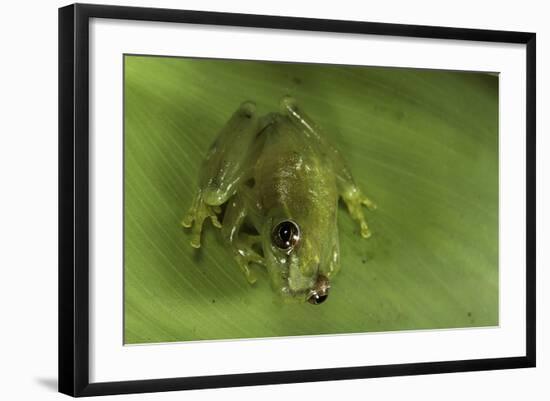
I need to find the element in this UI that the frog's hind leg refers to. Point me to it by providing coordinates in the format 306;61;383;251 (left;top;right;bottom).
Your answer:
182;101;259;248
221;193;264;284
280;96;376;238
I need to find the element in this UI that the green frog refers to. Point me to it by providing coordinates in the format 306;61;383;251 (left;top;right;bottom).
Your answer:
182;96;376;305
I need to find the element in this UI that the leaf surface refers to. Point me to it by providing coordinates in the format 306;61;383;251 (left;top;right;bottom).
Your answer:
124;56;498;344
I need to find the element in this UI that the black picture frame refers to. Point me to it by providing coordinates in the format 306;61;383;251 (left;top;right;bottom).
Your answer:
59;3;536;397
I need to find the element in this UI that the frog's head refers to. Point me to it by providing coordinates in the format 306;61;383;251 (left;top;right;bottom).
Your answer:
262;218;331;305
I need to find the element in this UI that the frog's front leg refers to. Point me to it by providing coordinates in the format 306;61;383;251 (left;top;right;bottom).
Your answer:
221;193;264;284
280;96;376;238
182;101;259;248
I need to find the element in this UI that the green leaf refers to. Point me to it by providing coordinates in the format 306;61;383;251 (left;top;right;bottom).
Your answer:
124;55;498;344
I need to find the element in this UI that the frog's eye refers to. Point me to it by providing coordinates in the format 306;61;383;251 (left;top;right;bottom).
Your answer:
272;220;300;251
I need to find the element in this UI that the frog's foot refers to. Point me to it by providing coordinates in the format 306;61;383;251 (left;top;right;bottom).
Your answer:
342;187;376;239
182;194;222;248
234;252;261;284
233;234;265;284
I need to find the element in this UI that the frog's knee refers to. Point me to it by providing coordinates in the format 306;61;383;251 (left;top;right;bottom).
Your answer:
203;186;227;206
239;101;257;118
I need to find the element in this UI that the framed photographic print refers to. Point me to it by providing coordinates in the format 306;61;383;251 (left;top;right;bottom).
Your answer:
58;3;536;397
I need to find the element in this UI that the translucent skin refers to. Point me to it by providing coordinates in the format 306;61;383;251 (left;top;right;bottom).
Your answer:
183;97;376;304
254;114;339;299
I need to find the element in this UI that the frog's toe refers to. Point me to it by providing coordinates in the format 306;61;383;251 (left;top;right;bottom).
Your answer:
190;225;203;248
209;213;222;228
234;248;265;284
243;268;257;285
183;202;223;247
361;197;378;211
181;210;195;228
360;221;372;239
186;211;208;248
235;257;258;284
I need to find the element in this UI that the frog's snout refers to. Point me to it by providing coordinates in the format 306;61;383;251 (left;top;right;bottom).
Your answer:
307;275;330;305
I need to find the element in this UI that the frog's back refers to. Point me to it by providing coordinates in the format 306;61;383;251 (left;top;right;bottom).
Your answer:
254;115;338;221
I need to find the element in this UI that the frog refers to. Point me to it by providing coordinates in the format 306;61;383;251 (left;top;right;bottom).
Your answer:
182;96;376;305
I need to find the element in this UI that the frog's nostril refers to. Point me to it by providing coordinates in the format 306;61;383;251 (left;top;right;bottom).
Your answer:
307;274;330;305
315;294;328;304
307;292;328;305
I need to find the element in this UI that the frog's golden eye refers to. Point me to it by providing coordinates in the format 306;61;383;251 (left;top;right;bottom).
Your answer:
272;220;300;251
